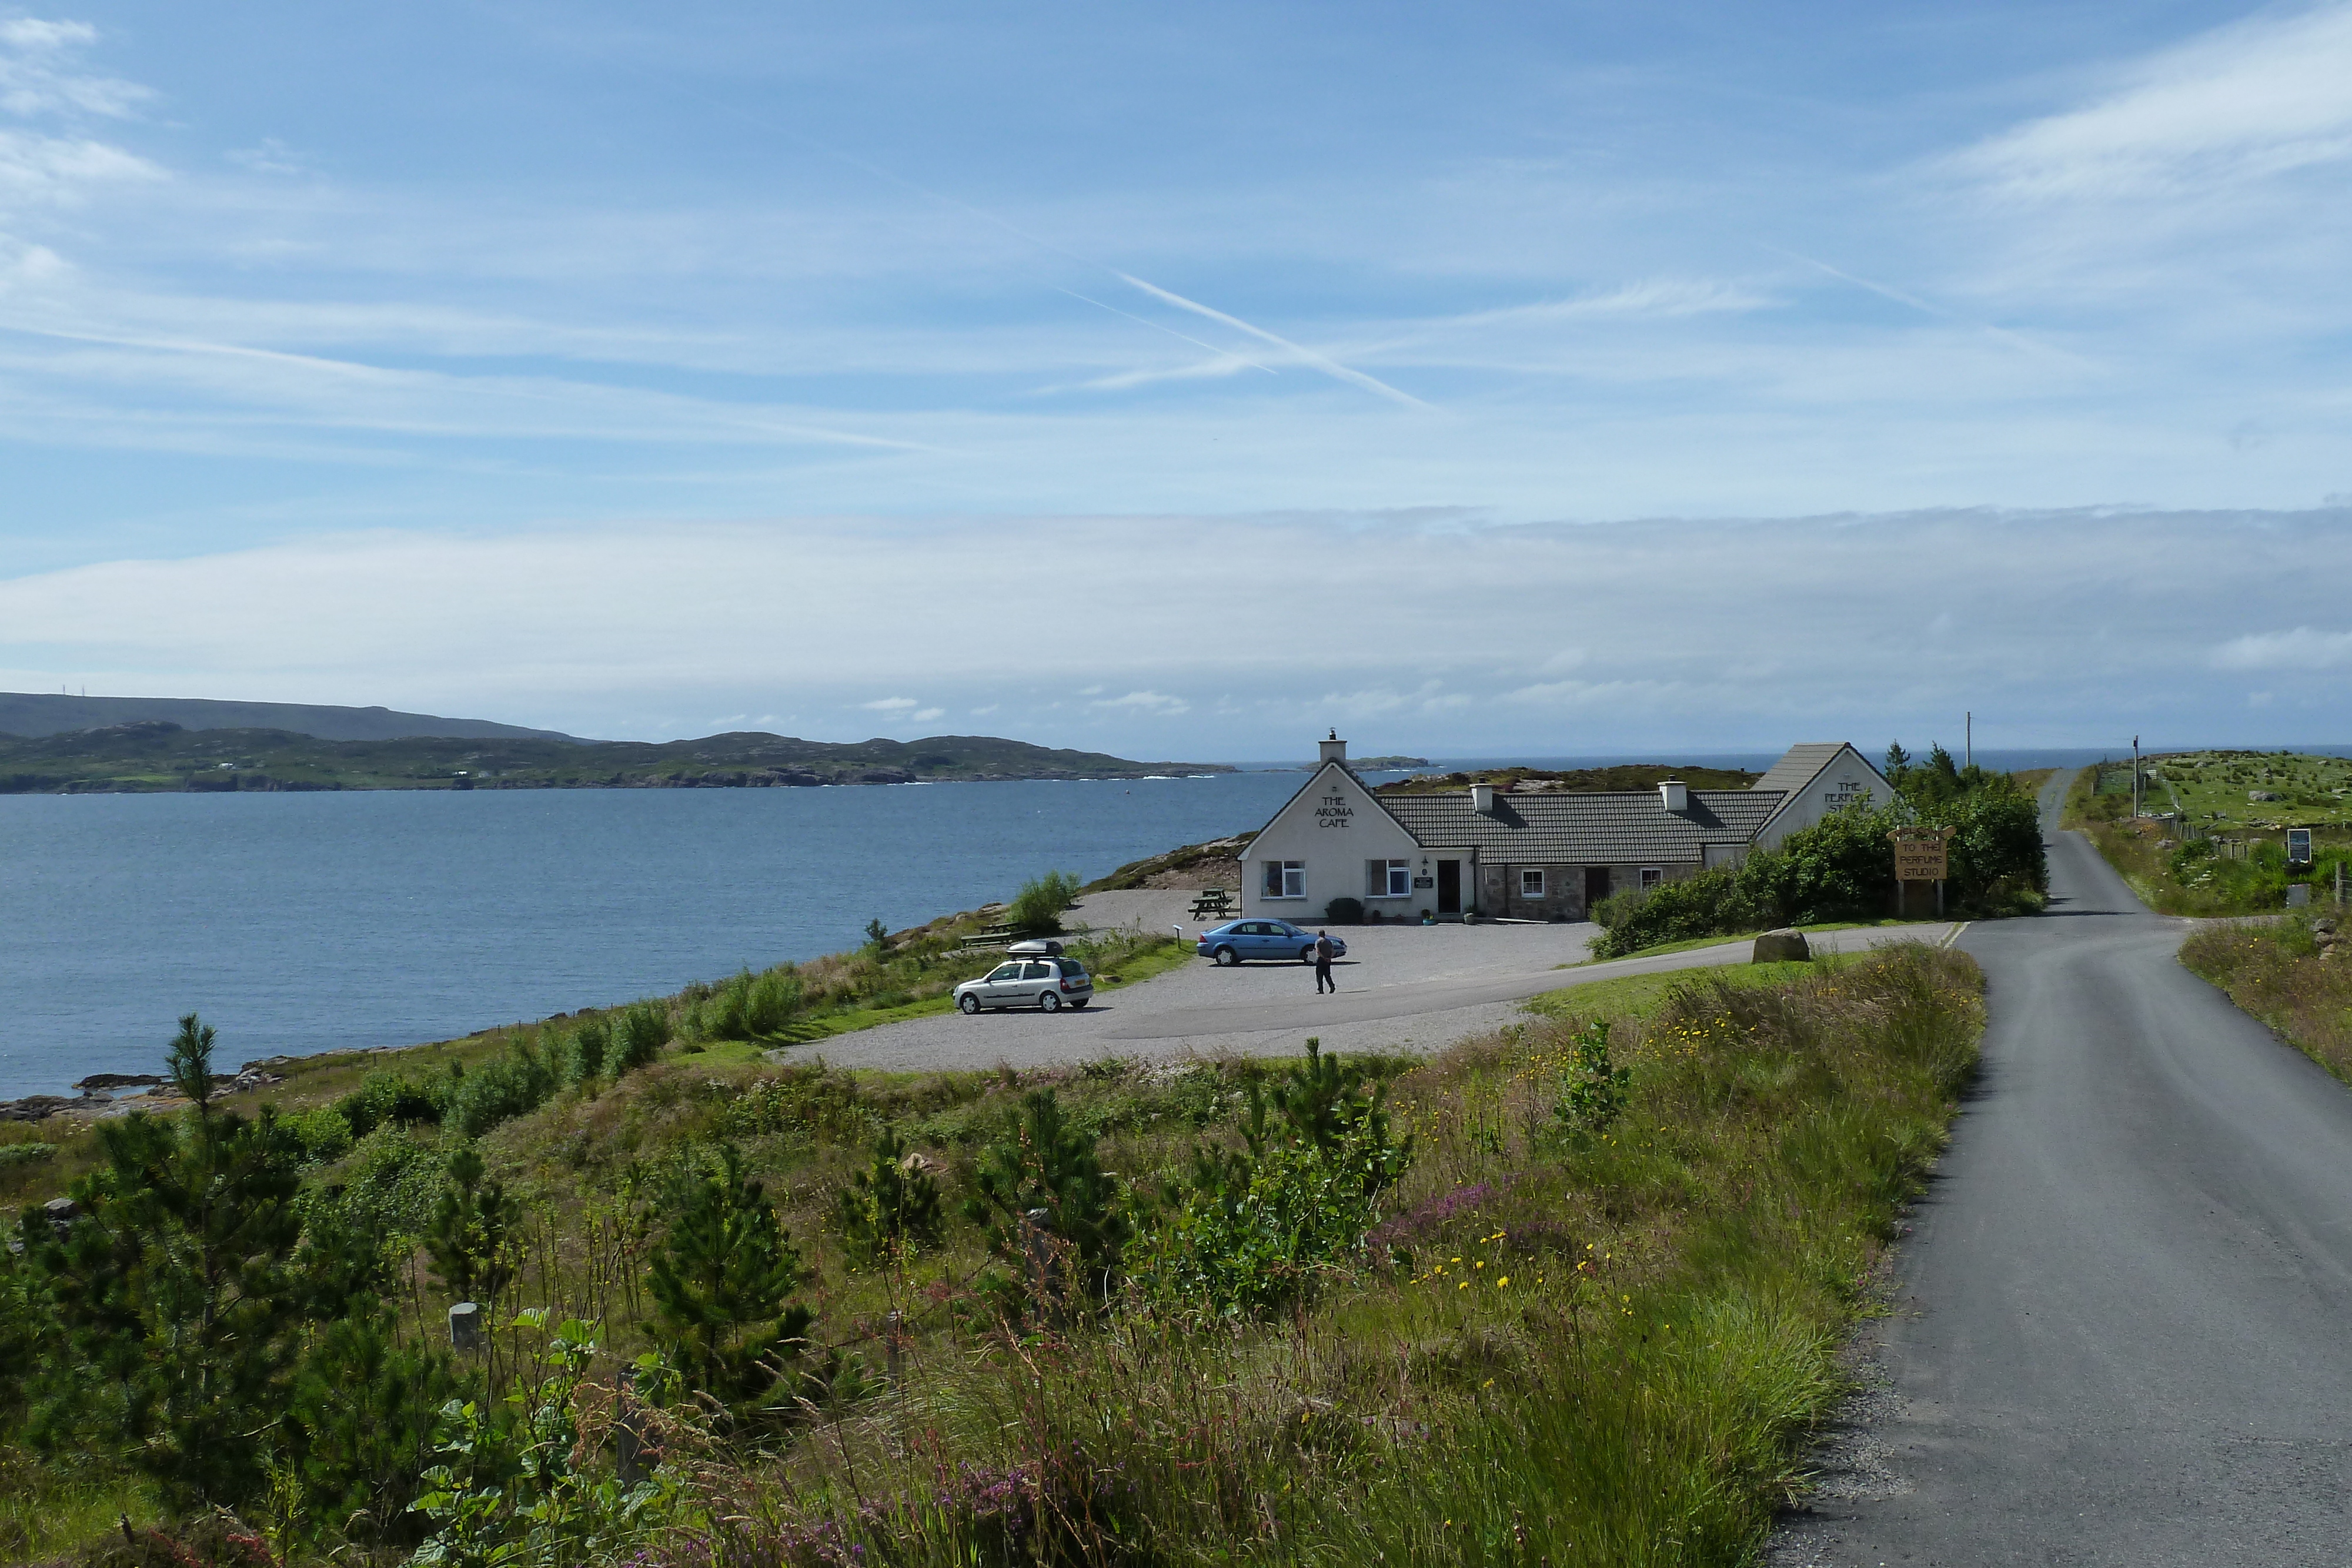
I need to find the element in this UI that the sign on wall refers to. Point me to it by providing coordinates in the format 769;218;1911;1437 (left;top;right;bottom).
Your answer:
1889;825;1955;882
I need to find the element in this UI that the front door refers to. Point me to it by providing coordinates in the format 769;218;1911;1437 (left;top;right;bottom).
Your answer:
1584;866;1611;914
1436;860;1461;914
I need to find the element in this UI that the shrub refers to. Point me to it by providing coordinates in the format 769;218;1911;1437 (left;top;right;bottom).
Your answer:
1324;896;1363;925
834;1128;946;1268
687;968;803;1043
313;1125;444;1240
613;1000;675;1073
1148;1041;1414;1316
0;1143;55;1169
336;1071;442;1138
1007;870;1083;935
1551;1019;1629;1132
442;1038;560;1140
1591;869;1758;957
563;1016;612;1085
285;1104;355;1165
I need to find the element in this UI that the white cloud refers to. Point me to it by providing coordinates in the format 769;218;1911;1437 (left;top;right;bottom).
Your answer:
2210;627;2352;670
1954;3;2352;200
860;696;920;711
1092;690;1191;716
911;707;944;722
0;18;151;119
0;127;160;205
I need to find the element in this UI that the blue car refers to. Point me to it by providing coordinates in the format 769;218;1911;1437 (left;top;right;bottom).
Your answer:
1195;920;1347;967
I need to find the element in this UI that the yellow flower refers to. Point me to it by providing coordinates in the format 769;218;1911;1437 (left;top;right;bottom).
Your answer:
1497;1275;1511;1286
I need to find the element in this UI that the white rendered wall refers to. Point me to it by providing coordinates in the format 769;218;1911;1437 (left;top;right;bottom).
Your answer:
1752;745;1894;849
1239;763;1421;918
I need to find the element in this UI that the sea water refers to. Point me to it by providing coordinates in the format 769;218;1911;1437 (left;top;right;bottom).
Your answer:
0;774;1318;1098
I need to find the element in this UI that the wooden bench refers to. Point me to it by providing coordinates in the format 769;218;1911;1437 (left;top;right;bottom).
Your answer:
957;924;1018;951
1187;889;1235;921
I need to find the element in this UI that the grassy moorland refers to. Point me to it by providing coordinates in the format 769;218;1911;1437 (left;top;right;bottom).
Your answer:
0;941;1982;1566
2180;915;2352;1086
0;724;1231;794
2066;767;2352;915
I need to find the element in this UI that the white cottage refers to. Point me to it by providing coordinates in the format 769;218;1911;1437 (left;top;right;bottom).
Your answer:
1238;734;1892;922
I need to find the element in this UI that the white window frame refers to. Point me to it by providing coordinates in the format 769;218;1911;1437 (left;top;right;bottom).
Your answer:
1264;860;1306;899
1367;858;1411;898
1641;867;1664;891
1519;867;1546;898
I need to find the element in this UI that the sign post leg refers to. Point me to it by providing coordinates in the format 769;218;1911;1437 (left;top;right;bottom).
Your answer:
1936;880;1945;920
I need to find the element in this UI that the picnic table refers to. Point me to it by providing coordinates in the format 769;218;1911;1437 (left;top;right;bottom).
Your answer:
957;924;1017;951
1187;888;1235;921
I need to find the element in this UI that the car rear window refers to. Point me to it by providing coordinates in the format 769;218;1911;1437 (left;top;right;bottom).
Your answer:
1057;959;1087;977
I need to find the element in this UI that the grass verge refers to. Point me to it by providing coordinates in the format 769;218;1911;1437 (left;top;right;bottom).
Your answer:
1573;920;1932;967
2180;915;2352;1085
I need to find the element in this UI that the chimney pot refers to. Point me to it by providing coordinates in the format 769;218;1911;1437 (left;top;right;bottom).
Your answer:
1660;778;1689;813
1471;783;1496;814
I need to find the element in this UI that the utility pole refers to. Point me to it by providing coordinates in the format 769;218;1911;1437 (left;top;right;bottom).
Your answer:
2133;734;2142;818
1966;712;1972;771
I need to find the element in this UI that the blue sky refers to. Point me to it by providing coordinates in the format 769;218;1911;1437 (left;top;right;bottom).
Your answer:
4;2;2350;755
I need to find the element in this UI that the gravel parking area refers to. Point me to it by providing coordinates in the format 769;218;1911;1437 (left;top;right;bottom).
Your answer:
788;888;1956;1074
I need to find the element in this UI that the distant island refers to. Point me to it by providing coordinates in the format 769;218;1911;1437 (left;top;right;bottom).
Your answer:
1377;761;1759;795
1352;754;1432;769
0;723;1234;794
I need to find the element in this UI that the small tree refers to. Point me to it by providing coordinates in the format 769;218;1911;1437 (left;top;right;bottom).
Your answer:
863;918;891;952
964;1089;1128;1300
834;1128;946;1268
424;1145;522;1307
1006;871;1083;936
647;1145;813;1415
28;1014;310;1509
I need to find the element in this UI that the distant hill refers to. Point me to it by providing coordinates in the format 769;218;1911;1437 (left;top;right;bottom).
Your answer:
0;724;1234;794
0;692;579;743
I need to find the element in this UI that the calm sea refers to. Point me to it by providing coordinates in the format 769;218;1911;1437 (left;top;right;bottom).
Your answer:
0;773;1321;1099
0;743;2191;1099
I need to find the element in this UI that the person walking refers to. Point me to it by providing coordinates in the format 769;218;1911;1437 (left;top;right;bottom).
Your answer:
1314;929;1337;994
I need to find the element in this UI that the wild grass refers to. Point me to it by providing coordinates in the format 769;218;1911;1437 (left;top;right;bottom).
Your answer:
2068;770;2352;917
2180;916;2352;1086
6;942;1980;1565
582;942;1984;1567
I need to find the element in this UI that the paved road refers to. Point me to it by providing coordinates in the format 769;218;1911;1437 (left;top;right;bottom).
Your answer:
1777;773;2352;1564
801;888;1950;1073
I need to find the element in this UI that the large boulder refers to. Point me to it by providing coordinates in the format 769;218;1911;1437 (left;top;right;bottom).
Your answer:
1753;928;1811;963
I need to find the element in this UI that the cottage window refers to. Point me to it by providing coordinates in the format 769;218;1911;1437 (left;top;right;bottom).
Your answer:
1519;868;1545;898
1367;858;1411;898
1263;860;1305;898
1641;867;1664;891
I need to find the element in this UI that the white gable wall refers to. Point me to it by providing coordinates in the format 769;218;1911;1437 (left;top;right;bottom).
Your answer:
1751;744;1895;848
1239;762;1421;918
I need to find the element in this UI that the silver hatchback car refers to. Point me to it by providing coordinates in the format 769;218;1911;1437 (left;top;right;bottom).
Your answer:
955;952;1094;1013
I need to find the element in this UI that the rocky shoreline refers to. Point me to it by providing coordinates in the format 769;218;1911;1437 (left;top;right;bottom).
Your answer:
1;1065;283;1123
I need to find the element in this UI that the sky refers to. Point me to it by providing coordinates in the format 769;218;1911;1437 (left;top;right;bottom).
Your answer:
2;2;2350;758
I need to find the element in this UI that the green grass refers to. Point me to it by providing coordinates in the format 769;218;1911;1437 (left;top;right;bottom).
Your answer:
1568;919;1933;967
2102;750;2352;832
2180;916;2352;1088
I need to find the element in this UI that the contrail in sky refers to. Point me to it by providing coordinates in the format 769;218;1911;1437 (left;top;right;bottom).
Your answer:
1115;272;1435;410
669;84;1415;406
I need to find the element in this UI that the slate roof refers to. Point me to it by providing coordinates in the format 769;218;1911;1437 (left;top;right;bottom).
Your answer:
1752;743;1852;797
1381;789;1786;863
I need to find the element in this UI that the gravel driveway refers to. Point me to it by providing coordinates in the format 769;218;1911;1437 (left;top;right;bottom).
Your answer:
789;889;1955;1073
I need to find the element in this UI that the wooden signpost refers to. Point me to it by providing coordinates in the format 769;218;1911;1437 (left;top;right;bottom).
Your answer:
1890;825;1956;918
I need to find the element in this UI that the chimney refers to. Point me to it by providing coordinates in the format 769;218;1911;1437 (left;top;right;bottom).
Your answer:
1319;730;1347;765
1659;778;1689;813
1471;783;1497;815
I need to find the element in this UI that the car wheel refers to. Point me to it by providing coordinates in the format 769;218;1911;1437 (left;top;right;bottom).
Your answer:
1213;946;1239;966
1039;989;1062;1012
959;993;981;1014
